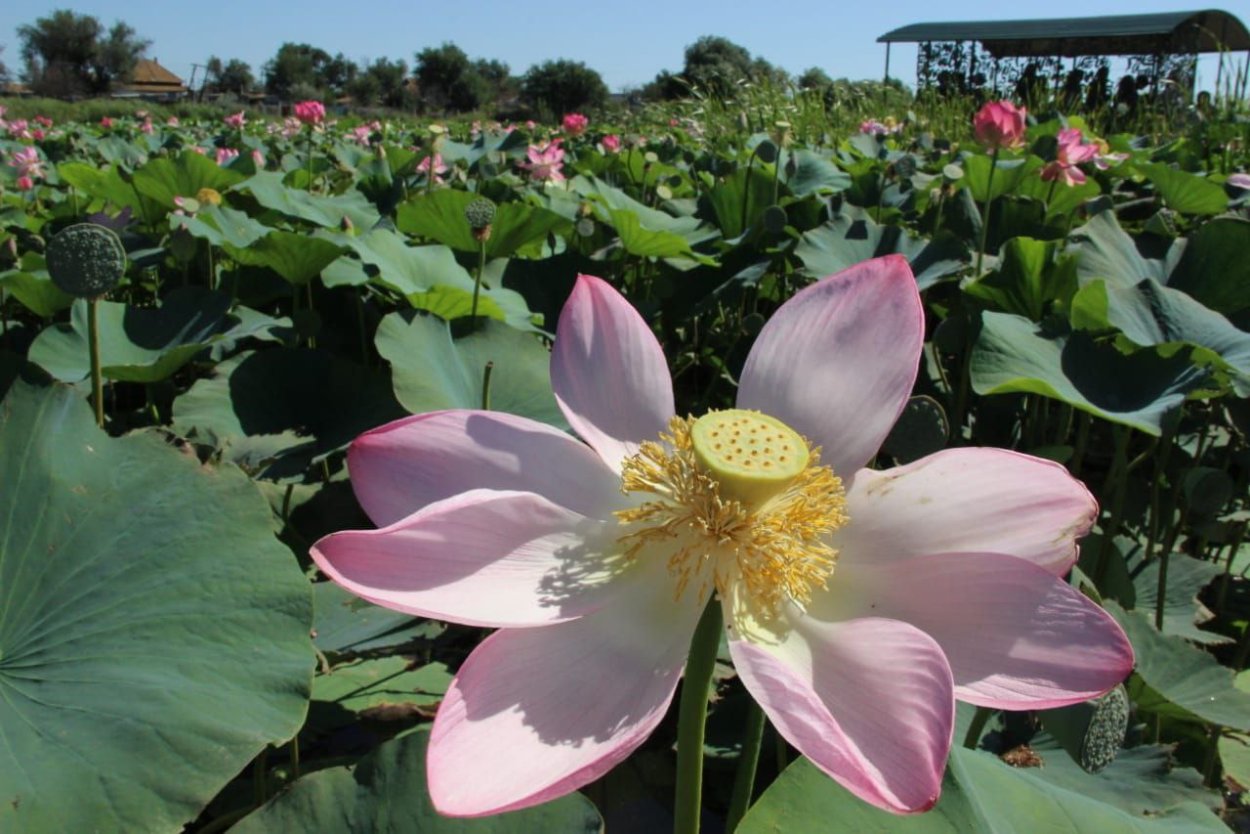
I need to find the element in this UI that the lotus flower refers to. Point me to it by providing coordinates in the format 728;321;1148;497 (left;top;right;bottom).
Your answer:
312;256;1133;817
10;146;46;180
973;100;1027;151
294;100;325;126
417;152;448;184
519;139;565;184
1041;128;1099;186
224;111;246;129
601;134;621;153
1229;172;1250;190
562;112;589;136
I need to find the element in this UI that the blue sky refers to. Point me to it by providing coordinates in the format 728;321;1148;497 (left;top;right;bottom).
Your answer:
0;1;1234;94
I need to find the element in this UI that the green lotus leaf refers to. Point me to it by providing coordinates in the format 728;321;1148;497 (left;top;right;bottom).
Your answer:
739;743;1224;833
231;728;603;833
132;150;246;210
795;207;965;290
1109;602;1250;731
969;311;1209;435
375;311;564;427
171;348;404;480
234;171;381;230
1137;163;1228;216
0;380;312;832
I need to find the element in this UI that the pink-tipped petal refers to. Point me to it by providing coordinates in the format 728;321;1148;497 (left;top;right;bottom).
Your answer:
729;615;953;814
737;256;924;475
347;410;621;527
822;553;1134;709
428;558;702;816
551;274;675;472
311;489;628;627
835;448;1097;575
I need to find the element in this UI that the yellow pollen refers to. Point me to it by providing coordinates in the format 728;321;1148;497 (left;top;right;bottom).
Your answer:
614;412;848;621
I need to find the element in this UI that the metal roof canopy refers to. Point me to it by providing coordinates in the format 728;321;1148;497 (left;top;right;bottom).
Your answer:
877;10;1249;58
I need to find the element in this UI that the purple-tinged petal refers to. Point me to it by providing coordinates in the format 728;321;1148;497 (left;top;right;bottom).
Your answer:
551;274;675;472
311;489;629;627
729;614;953;814
347;409;621;527
737;256;924;475
820;554;1134;709
428;557;702;816
835;448;1097;575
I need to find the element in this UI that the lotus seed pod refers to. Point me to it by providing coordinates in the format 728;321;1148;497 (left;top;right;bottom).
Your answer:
46;223;126;298
464;198;497;230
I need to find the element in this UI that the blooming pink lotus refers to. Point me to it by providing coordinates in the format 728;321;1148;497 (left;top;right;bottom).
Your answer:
224;111;246;129
520;139;566;184
1041;128;1100;186
416;152;449;184
973;100;1027;151
215;147;240;167
11;146;46;181
312;256;1133;817
562;112;589;136
293;100;326;127
601;134;621;153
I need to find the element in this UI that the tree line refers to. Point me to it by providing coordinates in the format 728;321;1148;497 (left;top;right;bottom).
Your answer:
4;9;876;115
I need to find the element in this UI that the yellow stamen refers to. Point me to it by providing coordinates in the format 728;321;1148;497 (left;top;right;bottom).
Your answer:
615;412;848;624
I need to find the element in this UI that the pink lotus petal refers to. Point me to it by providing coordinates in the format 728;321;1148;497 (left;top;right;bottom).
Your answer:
737;255;923;475
551;274;675;471
428;557;702;816
834;448;1096;575
824;553;1134;709
348;410;621;527
729;615;953;813
311;489;626;627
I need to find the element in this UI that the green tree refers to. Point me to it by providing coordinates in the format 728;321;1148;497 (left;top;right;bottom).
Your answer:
520;59;608;120
344;58;406;108
797;67;833;90
17;9;149;96
646;35;786;101
204;57;254;96
263;42;331;99
415;42;480;113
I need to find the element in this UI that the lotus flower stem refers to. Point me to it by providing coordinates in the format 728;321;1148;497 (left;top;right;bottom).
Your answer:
0;287;7;340
471;237;486;321
975;147;999;278
963;706;993;749
88;298;104;428
724;699;767;832
481;361;494;410
673;597;723;834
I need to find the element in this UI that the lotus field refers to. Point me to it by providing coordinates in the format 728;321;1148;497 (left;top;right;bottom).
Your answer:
2;94;1250;833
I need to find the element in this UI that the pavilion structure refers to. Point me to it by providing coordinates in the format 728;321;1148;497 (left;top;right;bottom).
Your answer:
877;10;1249;105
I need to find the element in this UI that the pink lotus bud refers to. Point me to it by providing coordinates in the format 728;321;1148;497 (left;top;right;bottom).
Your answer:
99;116;113;129
562;113;589;136
602;134;621;153
973;101;1027;151
294;100;326;126
16;175;34;191
252;148;266;168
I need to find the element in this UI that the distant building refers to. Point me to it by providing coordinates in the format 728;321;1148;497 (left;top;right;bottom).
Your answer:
114;59;188;101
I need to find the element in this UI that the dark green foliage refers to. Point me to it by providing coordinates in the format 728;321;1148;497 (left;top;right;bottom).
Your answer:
521;59;608;119
17;9;150;96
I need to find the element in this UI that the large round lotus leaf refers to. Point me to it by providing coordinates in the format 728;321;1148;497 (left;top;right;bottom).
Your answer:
738;743;1224;833
0;381;313;832
231;727;603;833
